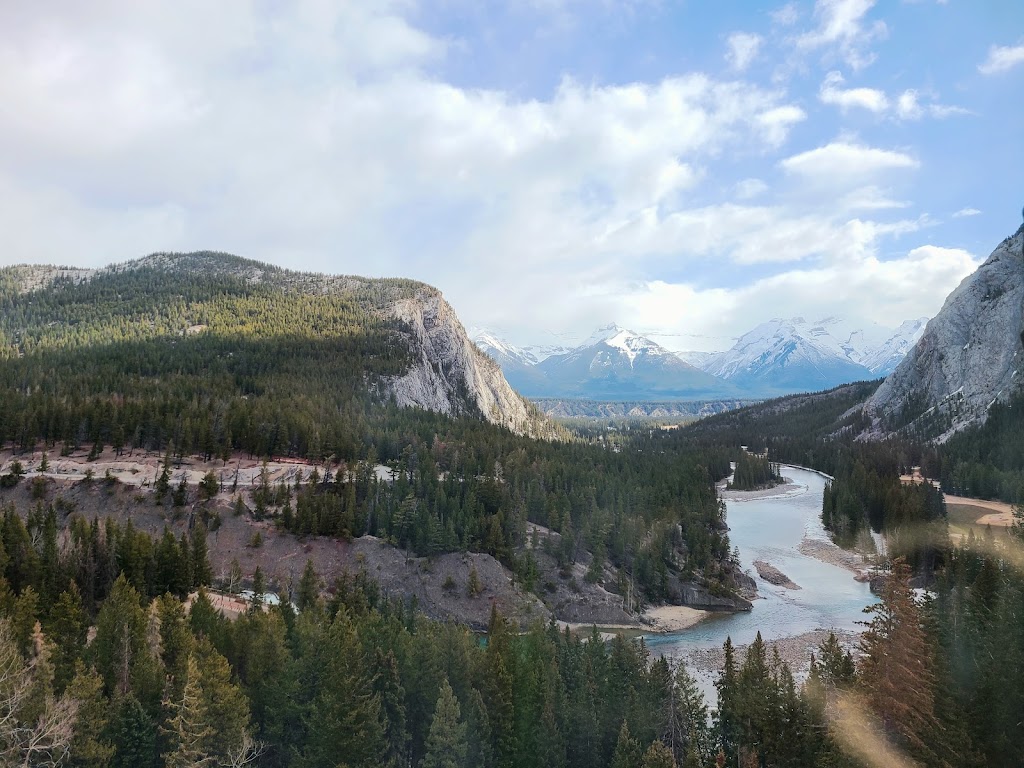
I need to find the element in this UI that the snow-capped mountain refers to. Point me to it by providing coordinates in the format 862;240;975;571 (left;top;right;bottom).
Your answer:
699;316;928;395
474;316;928;401
859;318;928;375
474;324;736;399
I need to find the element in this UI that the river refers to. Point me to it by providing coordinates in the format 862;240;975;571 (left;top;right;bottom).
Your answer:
645;466;878;694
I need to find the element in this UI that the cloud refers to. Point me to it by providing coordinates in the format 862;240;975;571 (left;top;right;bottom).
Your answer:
819;71;888;112
797;0;887;70
779;142;918;186
952;207;981;218
896;89;922;120
621;243;979;351
735;178;769;200
772;3;800;26
978;41;1024;75
726;32;762;72
0;1;987;351
0;1;818;343
896;89;970;120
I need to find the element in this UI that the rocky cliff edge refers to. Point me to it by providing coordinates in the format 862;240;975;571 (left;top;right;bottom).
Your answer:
865;226;1024;440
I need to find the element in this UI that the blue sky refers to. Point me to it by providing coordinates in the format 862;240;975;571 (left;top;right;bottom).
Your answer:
0;1;1022;351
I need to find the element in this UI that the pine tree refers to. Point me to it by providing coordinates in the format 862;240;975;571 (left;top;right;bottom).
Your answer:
46;582;87;694
714;637;738;764
611;720;642;768
422;679;467;768
67;661;115;768
190;525;213;588
161;654;215;768
858;558;943;764
641;741;677;768
297;559;320;613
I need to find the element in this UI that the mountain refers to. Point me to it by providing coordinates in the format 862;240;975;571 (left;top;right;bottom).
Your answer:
859;317;929;375
0;251;551;442
701;318;876;395
697;315;927;396
470;329;555;395
866;225;1024;439
475;324;737;399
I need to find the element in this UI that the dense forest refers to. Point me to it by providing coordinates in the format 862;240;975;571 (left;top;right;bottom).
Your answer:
921;390;1024;502
0;255;744;607
0;497;1019;767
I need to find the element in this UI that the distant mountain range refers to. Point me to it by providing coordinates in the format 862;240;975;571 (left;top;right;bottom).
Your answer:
473;316;928;401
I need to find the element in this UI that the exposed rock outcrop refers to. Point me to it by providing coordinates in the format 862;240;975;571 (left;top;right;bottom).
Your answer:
386;288;553;438
865;226;1024;439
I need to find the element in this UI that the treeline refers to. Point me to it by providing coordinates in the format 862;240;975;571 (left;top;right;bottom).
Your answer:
821;445;947;570
727;453;781;491
0;502;211;614
921;390;1024;502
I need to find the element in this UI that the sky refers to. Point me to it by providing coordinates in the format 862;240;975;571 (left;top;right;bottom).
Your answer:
1;1;1022;353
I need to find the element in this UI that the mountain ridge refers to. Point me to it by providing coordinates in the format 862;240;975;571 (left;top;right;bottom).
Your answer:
475;315;926;401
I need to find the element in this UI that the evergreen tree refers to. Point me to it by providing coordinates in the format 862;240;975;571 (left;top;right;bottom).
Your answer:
46;582;87;693
611;720;642;768
858;558;944;764
297;559;320;613
422;679;468;768
67;661;115;768
161;654;215;768
640;741;677;768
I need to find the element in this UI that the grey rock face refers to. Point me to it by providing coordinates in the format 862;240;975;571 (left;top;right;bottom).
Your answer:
386;289;552;438
866;228;1024;439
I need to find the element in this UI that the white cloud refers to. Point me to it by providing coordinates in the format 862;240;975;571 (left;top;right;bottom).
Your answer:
755;106;807;146
0;1;987;350
797;0;887;70
953;207;981;218
726;32;762;72
0;1;818;342
819;70;888;112
896;89;970;120
779;141;918;186
771;3;800;26
978;41;1024;75
896;89;923;120
735;178;769;200
621;243;979;350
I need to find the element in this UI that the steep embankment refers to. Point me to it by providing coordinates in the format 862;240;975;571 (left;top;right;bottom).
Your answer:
865;226;1024;439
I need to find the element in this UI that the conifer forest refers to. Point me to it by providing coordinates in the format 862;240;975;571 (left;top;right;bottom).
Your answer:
0;257;1019;768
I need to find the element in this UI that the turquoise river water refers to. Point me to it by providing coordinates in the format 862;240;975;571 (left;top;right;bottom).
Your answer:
645;465;878;661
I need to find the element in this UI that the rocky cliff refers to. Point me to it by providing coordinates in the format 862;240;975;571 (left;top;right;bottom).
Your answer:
386;288;553;438
865;225;1024;439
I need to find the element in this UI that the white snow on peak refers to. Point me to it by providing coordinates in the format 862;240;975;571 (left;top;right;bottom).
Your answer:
702;315;930;381
579;324;671;368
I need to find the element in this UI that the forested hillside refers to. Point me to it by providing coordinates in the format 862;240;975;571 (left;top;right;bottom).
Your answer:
0;253;748;610
921;390;1024;502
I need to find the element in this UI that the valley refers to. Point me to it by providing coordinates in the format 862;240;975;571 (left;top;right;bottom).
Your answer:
0;223;1019;768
